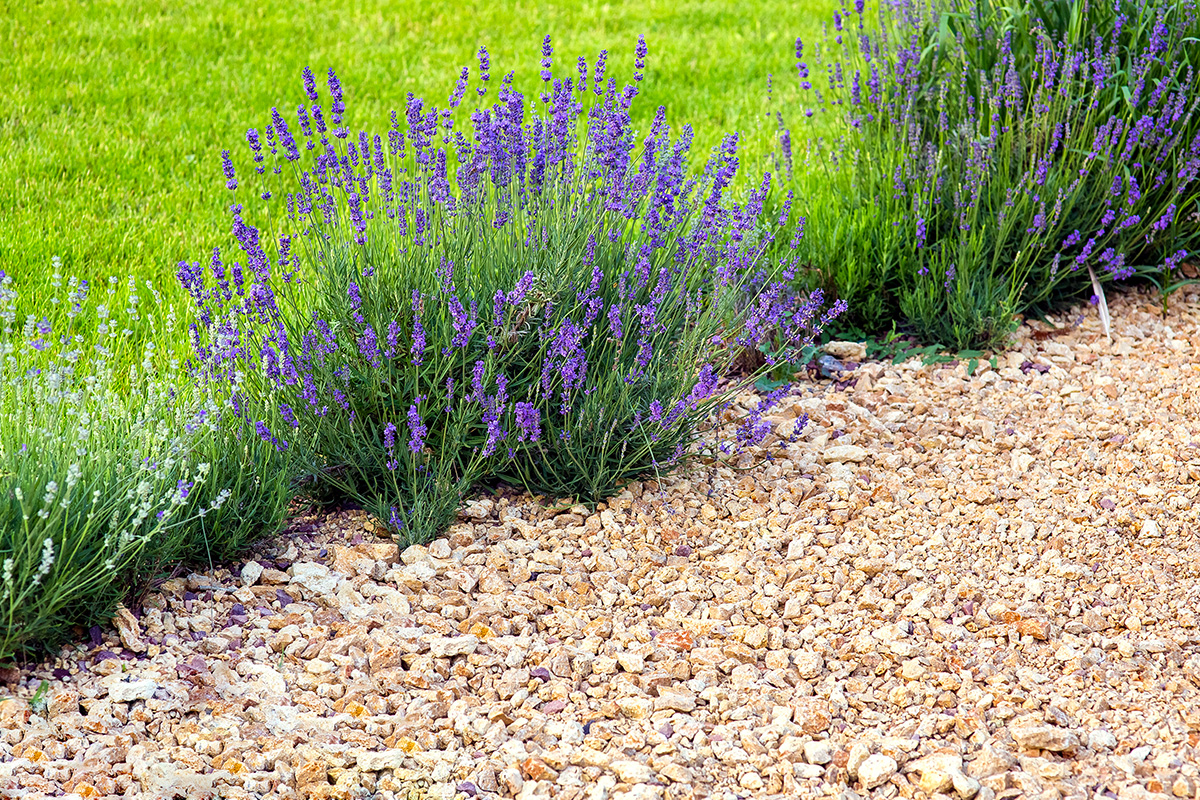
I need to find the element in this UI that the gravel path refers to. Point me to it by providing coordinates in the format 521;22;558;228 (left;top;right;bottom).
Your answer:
3;287;1200;800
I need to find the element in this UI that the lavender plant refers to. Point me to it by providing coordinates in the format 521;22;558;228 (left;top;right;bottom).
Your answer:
0;265;293;663
183;43;843;544
778;0;1200;348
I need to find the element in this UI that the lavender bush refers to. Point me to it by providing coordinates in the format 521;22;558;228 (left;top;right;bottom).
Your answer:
778;0;1200;349
183;42;843;544
0;265;293;663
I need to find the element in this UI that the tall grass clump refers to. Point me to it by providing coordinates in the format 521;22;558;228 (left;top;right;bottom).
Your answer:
778;0;1200;349
182;40;845;545
0;266;294;664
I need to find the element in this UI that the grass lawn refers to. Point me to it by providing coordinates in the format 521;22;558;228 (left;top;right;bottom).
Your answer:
2;0;836;303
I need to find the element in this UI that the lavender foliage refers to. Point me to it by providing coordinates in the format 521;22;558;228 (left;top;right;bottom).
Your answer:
778;0;1200;348
183;46;843;544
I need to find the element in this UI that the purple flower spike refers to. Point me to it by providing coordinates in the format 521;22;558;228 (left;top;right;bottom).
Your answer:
449;66;469;108
327;67;347;138
634;35;647;82
302;66;319;103
593;49;608;95
540;35;553;82
221;150;237;190
515;402;542;443
407;398;427;454
477;46;491;96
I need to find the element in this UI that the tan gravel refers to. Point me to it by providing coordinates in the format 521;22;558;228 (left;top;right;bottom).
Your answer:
2;286;1200;800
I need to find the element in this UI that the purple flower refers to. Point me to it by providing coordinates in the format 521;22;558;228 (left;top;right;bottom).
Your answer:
449;66;469;108
246;129;264;174
271;107;300;161
507;271;534;306
358;325;381;368
515;402;541;443
221;150;237;190
347;282;364;324
541;35;553;83
593;49;608;95
634;35;647;82
447;295;477;350
327;67;347;138
302;66;319;103
407;399;427;454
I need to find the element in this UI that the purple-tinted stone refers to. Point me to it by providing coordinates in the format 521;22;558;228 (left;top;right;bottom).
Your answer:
93;650;119;663
89;627;102;647
456;783;478;797
639;603;651;611
529;667;552;681
276;589;294;606
230;603;246;616
658;723;674;738
184;591;198;602
542;699;566;714
674;545;692;556
52;668;70;680
580;549;592;557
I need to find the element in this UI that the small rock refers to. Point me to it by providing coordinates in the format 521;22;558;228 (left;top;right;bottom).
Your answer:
105;677;157;703
288;562;338;597
655;688;696;713
112;606;147;653
616;697;653;720
1088;729;1117;751
1129;745;1152;762
823;341;867;361
611;760;654;784
659;763;693;784
804;740;834;765
240;561;264;587
616;652;645;674
1014;618;1050;640
968;747;1015;779
429;635;479;658
739;771;764;790
794;651;824;679
847;741;872;779
908;751;964;794
859;754;898;789
952;770;982;799
822;445;869;464
1009;723;1078;752
792;698;832;735
1173;775;1196;797
358;751;407;772
499;767;524;795
795;763;824;779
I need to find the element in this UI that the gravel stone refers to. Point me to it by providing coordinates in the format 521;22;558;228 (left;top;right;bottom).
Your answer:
859;754;899;789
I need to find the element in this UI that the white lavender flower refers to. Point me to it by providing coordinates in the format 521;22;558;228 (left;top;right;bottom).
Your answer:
30;538;56;586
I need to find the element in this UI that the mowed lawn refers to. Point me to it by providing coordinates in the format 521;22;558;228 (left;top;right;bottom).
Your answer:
1;0;836;301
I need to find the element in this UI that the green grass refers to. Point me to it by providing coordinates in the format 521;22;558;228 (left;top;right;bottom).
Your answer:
1;0;835;300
